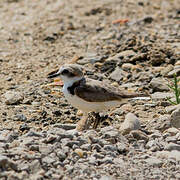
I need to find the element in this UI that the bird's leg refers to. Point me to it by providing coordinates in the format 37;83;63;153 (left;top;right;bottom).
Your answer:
93;112;101;129
76;112;89;131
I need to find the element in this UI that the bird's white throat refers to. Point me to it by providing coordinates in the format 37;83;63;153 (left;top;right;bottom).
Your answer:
61;75;83;90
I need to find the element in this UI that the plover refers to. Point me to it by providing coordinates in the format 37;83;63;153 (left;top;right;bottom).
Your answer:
48;64;147;131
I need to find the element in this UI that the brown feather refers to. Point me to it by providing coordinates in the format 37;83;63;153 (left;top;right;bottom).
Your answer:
74;78;147;102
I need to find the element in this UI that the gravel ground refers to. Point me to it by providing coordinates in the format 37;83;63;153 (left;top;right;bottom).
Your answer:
0;0;180;179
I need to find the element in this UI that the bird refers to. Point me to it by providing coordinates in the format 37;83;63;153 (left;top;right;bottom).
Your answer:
48;64;148;131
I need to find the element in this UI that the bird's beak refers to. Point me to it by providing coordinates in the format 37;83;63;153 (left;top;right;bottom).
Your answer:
48;71;61;78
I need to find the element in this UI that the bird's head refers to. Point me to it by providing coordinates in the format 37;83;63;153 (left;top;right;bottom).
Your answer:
48;64;84;85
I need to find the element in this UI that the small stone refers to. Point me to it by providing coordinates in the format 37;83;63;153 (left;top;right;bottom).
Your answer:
104;145;117;152
165;104;180;114
165;143;180;151
32;101;42;106
3;91;24;105
151;92;174;100
13;114;27;121
120;113;141;135
76;110;83;116
53;123;76;130
164;127;179;136
100;157;113;164
100;175;114;180
121;63;134;71
146;140;162;152
109;67;127;82
167;66;180;77
150;78;169;92
0;155;18;171
130;130;149;142
19;123;30;131
161;65;173;76
156;150;180;161
74;149;84;158
144;157;163;167
171;108;180;128
81;144;91;151
42;156;56;165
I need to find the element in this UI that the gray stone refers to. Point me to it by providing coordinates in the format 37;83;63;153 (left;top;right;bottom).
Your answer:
104;145;117;152
161;65;174;76
164;127;180;136
146;140;162;151
150;78;169;92
151;92;174;100
13;114;27;121
0;155;18;171
167;66;180;77
64;140;80;148
53;123;76;130
165;104;180;114
42;156;56;164
156;150;180;161
130;130;149;142
165;143;180;151
120;113;140;135
100;175;115;180
100;156;114;164
25;130;44;137
144;157;163;167
92;144;102;152
171;108;180;128
116;142;129;153
3;91;24;105
80;144;91;151
28;159;42;174
57;150;67;162
109;67;127;82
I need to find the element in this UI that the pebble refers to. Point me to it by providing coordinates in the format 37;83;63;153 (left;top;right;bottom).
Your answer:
156;150;180;161
130;130;149;142
165;143;180;151
120;113;141;135
3;91;24;105
0;155;18;171
165;104;180;114
144;157;163;167
150;78;169;92
74;149;84;158
53;123;76;130
167;66;180;77
109;67;127;82
151;92;174;100
164;127;179;136
121;63;134;71
13;114;27;121
170;107;180;128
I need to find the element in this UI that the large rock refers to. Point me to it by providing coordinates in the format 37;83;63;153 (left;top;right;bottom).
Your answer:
107;50;137;63
109;67;127;82
150;78;169;92
120;113;141;135
3;91;24;105
151;92;174;100
171;108;180;128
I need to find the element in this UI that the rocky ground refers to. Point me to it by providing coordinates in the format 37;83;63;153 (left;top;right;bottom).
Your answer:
0;0;180;179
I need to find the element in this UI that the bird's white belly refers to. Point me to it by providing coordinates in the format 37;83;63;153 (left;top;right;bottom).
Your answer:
63;88;119;112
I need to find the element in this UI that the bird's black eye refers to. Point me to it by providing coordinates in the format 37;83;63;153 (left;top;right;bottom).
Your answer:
61;69;69;75
61;69;75;77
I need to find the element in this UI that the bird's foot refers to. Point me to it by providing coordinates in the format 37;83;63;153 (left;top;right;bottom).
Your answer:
92;112;101;129
76;114;89;131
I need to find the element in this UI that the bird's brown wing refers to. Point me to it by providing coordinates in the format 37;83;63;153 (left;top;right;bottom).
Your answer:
74;78;146;102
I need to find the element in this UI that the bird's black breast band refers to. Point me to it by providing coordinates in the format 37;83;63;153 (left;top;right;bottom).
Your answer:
67;78;85;95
